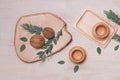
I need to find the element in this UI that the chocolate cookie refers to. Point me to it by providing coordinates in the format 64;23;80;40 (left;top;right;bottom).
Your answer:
43;27;55;39
30;35;45;49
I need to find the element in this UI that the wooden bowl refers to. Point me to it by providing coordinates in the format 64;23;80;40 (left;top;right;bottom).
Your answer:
69;46;86;64
92;22;110;39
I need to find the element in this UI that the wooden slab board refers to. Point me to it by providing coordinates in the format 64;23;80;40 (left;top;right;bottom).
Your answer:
14;12;72;62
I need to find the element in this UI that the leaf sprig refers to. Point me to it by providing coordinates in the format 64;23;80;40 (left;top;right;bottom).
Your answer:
104;10;120;43
37;29;63;61
103;10;120;53
104;10;120;25
21;24;42;35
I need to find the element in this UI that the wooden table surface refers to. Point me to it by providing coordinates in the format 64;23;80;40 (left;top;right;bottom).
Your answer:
0;0;120;80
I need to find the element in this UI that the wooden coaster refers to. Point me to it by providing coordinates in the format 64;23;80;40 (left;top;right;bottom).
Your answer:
69;46;86;64
76;10;117;48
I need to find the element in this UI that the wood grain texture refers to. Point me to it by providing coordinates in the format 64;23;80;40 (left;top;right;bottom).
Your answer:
0;0;120;80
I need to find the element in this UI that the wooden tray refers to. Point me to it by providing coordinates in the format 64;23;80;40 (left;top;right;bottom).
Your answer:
76;10;118;48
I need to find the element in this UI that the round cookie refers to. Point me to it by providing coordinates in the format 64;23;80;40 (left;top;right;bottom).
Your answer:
30;35;45;49
43;27;55;39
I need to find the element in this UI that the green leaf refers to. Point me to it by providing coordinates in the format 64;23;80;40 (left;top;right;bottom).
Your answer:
41;45;47;49
58;61;65;64
34;26;42;35
46;39;53;46
114;45;119;51
58;29;62;36
42;44;53;55
37;51;46;61
41;39;53;49
48;44;53;53
56;29;62;40
37;51;44;56
53;38;57;44
45;49;49;55
20;37;27;42
40;54;46;61
21;24;29;30
20;44;26;52
74;65;79;73
28;25;35;34
97;47;101;55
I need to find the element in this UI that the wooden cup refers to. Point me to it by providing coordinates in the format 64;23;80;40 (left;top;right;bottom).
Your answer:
69;46;86;64
92;22;110;39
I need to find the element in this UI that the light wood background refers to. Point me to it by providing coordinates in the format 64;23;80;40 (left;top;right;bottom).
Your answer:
0;0;120;80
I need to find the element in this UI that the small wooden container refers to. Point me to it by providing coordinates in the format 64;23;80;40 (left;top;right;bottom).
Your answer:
92;22;110;39
69;46;86;64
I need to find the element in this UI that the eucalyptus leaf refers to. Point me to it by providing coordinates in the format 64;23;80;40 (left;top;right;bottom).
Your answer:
50;44;53;50
56;29;62;40
37;51;44;56
40;54;46;61
41;45;47;49
46;39;53;46
21;24;29;30
53;38;57;44
46;39;52;46
56;35;59;40
97;47;101;55
37;51;46;61
41;39;52;49
28;26;35;34
45;49;49;55
58;61;65;64
34;26;42;35
20;37;27;42
20;44;26;52
48;44;53;53
74;65;79;73
57;29;62;36
114;45;119;51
